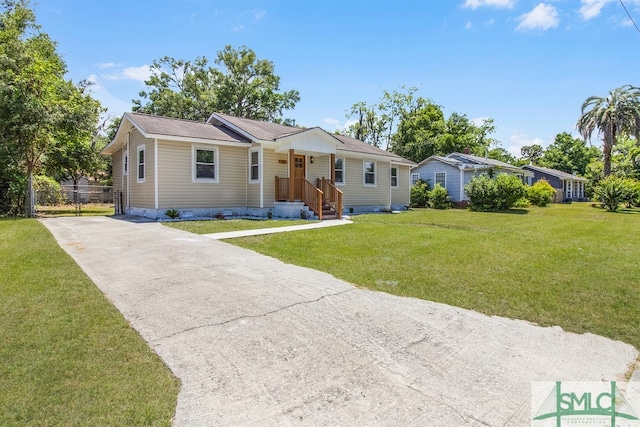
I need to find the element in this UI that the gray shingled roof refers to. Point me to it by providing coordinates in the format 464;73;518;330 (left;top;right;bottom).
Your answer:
522;164;588;181
332;134;415;165
212;113;415;165
448;152;520;169
210;113;304;140
127;112;249;143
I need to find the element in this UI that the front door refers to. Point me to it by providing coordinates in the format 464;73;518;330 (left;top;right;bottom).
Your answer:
293;154;306;200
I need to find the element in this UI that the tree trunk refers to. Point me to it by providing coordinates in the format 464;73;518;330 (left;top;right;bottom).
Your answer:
603;128;614;177
26;173;34;218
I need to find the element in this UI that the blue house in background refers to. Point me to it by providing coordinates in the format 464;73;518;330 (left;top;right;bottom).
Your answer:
410;151;534;202
521;164;588;202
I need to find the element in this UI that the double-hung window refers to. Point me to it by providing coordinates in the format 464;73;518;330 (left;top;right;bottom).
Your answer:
435;172;446;188
194;146;218;182
250;149;259;182
390;166;398;188
411;173;420;186
335;157;344;185
137;145;145;183
123;150;128;176
363;160;376;186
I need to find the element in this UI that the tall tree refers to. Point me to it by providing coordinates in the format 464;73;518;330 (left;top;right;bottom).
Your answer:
133;45;300;122
389;102;446;162
520;144;544;164
540;132;600;176
344;86;421;149
577;85;640;177
0;0;102;216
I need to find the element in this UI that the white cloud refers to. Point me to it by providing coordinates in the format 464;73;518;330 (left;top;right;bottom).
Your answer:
466;21;473;29
462;0;516;9
579;0;614;20
471;116;491;127
122;65;152;82
507;131;546;157
516;3;560;31
324;118;356;132
252;9;266;22
98;62;119;69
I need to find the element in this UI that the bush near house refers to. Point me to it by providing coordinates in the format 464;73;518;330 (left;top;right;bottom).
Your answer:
527;179;556;207
465;174;526;211
410;180;430;208
428;184;451;209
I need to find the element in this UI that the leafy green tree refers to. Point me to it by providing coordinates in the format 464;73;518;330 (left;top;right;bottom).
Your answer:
520;144;544;164
345;86;422;149
390;102;446;162
577;85;640;177
539;132;600;176
0;0;102;216
410;180;430;208
133;45;300;122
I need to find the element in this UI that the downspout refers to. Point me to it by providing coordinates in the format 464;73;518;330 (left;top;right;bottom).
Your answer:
154;138;158;212
126;132;130;212
459;166;465;202
259;146;264;208
389;162;392;211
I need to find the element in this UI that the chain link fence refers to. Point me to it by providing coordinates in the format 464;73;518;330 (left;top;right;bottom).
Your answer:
34;185;114;216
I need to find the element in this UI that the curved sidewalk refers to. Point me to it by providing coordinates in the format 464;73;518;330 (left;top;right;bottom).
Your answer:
42;216;638;426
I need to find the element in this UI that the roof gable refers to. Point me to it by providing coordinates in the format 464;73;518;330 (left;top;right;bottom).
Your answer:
102;112;249;155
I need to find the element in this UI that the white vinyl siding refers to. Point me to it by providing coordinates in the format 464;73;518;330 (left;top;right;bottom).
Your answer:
157;141;246;208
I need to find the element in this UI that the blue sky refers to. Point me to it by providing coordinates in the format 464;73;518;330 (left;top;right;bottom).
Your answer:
33;0;640;156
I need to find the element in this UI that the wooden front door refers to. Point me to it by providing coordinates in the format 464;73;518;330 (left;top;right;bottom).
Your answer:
293;154;305;200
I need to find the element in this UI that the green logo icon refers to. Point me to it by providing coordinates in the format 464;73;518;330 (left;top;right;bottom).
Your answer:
533;381;639;427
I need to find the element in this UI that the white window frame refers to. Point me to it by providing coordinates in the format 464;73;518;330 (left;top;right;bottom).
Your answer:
334;157;345;186
363;160;376;187
390;166;398;188
249;148;260;183
192;145;219;183
435;172;446;188
411;173;420;186
136;145;145;183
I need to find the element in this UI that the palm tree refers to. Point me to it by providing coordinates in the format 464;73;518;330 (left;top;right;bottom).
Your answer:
576;84;640;177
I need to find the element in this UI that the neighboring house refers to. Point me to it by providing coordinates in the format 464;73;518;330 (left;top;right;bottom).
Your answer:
101;112;416;220
522;164;588;202
410;151;534;202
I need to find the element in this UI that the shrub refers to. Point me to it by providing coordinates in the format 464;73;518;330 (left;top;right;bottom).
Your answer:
164;209;181;219
513;197;531;208
622;180;640;208
465;173;526;212
428;184;451;209
527;179;556;207
464;174;495;211
594;176;637;212
410;180;430;208
33;175;66;206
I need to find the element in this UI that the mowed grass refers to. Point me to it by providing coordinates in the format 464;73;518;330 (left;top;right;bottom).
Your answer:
165;218;314;234
229;203;640;350
0;219;179;426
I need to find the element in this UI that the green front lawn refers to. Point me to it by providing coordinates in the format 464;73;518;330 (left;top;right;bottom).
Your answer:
229;203;640;351
0;220;179;426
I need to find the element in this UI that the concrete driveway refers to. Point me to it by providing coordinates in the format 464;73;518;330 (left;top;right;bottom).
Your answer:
42;216;638;426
